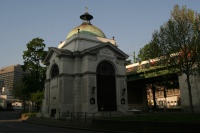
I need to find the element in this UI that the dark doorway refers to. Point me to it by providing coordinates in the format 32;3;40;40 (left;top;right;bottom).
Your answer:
96;61;116;111
51;109;56;117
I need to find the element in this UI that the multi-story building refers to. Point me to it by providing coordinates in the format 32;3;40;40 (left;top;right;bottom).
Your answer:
0;79;3;92
0;64;25;91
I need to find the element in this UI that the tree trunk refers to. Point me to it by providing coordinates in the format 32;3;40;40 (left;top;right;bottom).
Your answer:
152;84;157;112
23;100;26;110
186;74;194;113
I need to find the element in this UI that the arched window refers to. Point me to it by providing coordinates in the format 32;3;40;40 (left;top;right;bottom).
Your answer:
97;61;115;76
51;64;59;78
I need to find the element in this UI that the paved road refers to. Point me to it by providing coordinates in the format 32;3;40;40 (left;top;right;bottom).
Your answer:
0;110;21;120
0;110;103;133
0;120;103;133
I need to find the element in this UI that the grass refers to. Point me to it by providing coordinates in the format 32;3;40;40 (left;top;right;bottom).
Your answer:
104;113;200;123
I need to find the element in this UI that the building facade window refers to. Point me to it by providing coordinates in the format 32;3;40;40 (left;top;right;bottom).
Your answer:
51;64;59;78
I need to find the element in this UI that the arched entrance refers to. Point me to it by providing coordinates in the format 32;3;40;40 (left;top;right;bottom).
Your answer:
96;61;117;111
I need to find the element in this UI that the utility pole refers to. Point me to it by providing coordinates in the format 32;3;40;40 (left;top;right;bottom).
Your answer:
133;51;136;63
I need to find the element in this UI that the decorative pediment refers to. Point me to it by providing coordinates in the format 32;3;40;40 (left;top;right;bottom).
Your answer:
99;48;115;58
43;42;128;66
81;42;129;59
43;47;72;65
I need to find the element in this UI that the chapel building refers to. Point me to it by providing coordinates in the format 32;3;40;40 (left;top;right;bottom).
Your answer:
42;9;129;118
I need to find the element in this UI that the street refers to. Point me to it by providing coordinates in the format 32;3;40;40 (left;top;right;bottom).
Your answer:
0;110;102;133
0;110;21;120
0;120;103;133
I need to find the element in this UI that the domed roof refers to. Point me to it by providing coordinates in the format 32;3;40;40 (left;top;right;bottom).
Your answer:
66;23;106;39
66;8;106;40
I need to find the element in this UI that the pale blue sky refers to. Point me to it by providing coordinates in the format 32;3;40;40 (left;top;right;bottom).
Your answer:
0;0;199;68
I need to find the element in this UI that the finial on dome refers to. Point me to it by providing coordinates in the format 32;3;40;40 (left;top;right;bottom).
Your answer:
85;7;88;13
80;7;93;23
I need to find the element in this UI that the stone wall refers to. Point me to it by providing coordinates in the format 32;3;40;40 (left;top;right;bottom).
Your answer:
179;74;200;112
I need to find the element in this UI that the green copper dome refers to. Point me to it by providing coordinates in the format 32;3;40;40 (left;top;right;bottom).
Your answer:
66;23;106;39
66;8;106;40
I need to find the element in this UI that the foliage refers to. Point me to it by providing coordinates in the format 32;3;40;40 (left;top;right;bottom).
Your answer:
138;42;161;61
12;78;25;99
30;90;44;110
12;78;29;110
151;5;200;112
22;37;47;100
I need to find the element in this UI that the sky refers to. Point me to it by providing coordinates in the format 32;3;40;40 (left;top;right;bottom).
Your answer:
0;0;199;68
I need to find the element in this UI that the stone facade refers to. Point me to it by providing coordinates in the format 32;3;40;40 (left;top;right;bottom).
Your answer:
179;74;200;112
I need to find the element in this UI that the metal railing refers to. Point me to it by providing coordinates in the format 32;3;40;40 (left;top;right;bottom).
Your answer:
58;111;127;121
59;112;96;121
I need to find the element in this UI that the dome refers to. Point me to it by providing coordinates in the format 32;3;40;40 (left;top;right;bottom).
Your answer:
66;8;106;40
66;23;106;39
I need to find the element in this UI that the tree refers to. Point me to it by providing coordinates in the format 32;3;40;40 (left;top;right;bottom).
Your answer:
12;78;24;99
151;5;200;112
30;90;44;111
22;37;47;102
12;78;28;110
138;42;161;61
